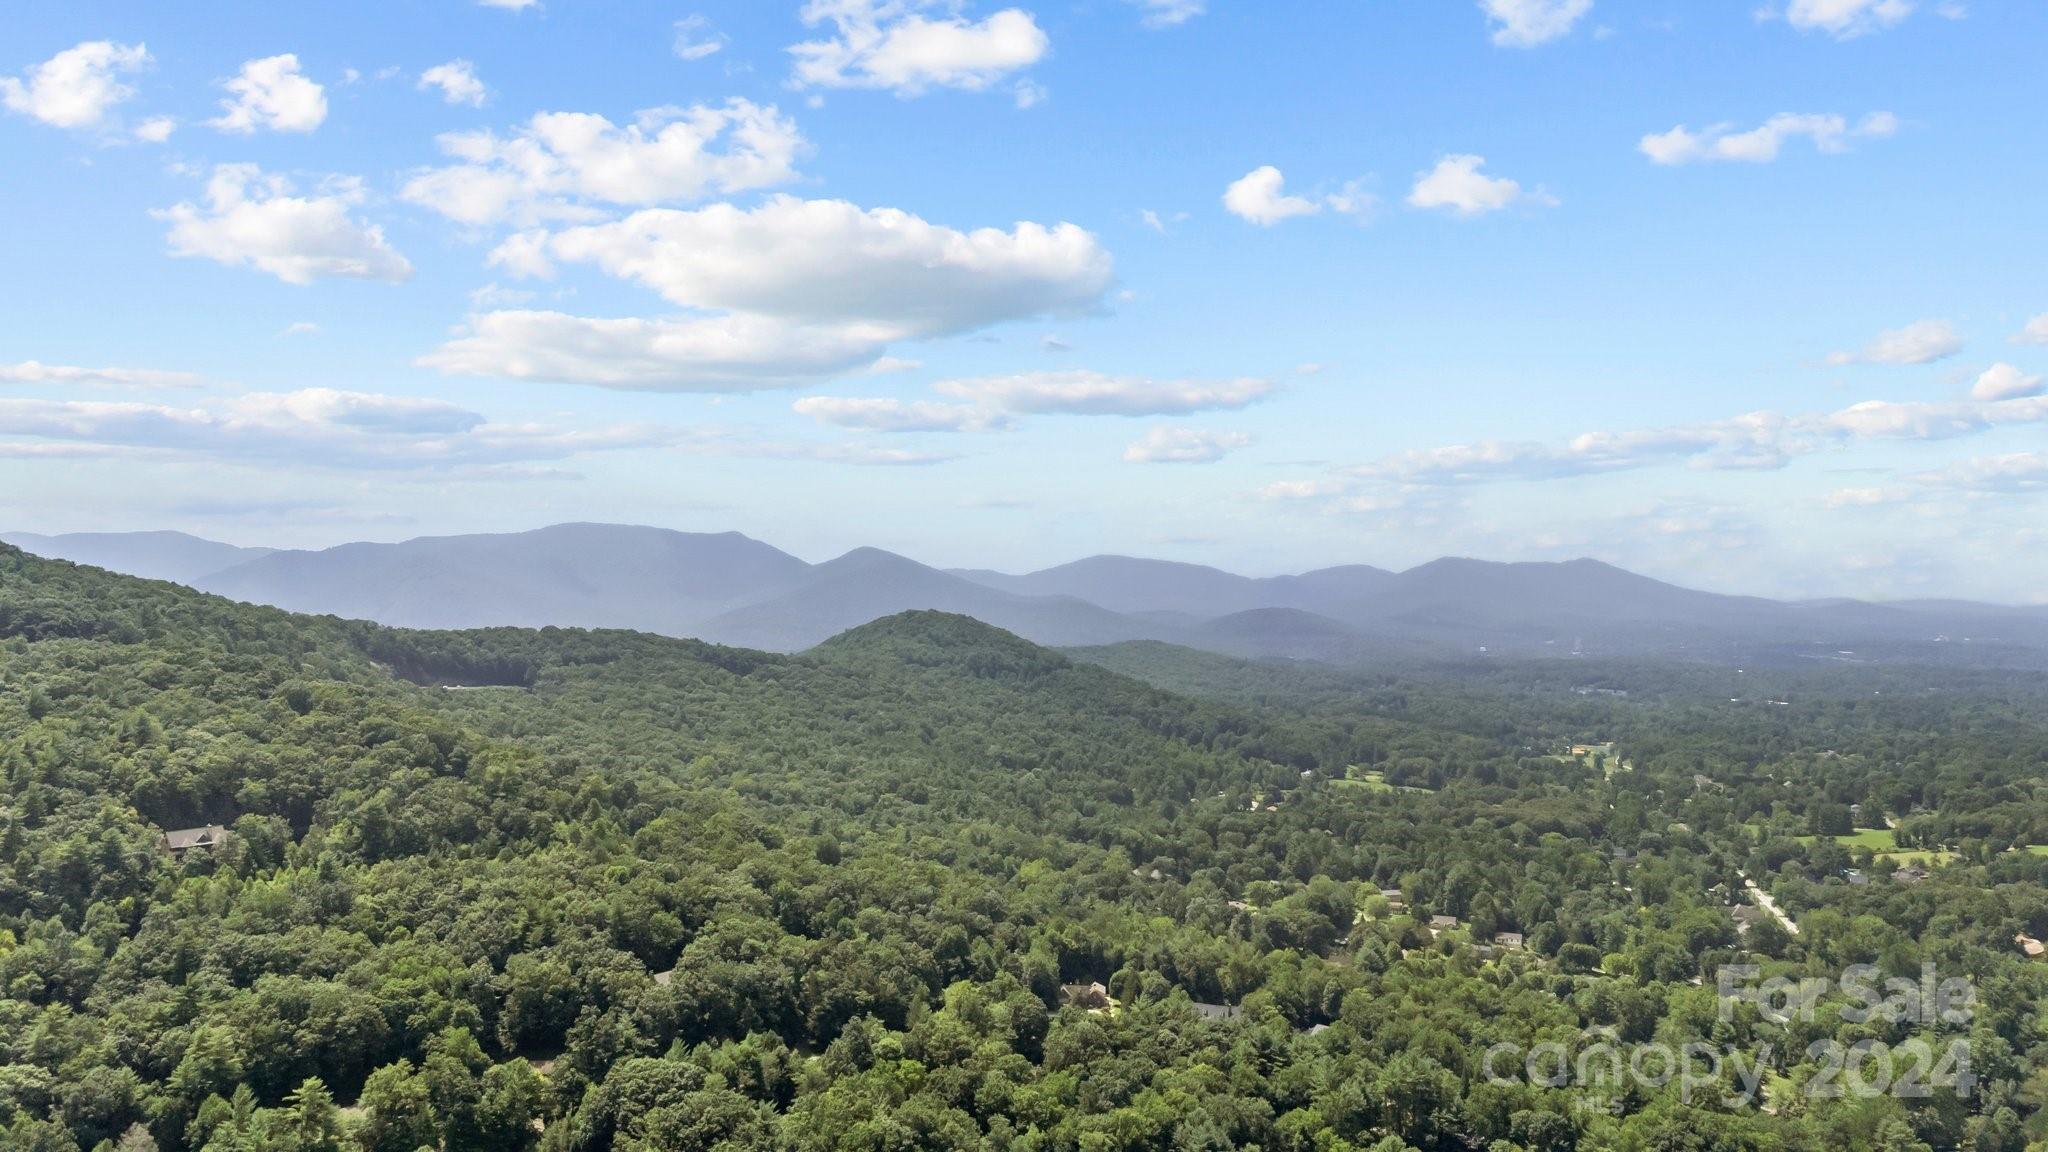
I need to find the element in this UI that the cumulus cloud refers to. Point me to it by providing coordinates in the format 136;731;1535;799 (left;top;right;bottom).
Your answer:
1971;362;2045;401
1129;0;1204;28
429;197;1112;390
0;361;202;390
418;310;889;391
400;100;804;226
133;115;176;142
1407;155;1541;216
210;54;327;134
1640;111;1895;165
419;60;487;107
1826;319;1962;366
1222;166;1371;226
1781;0;1914;37
1223;166;1322;226
934;370;1273;415
2014;314;2048;345
673;16;729;61
1481;0;1593;47
156;164;413;285
793;396;1011;432
536;198;1110;333
478;0;539;8
1123;426;1251;463
1;40;150;129
790;0;1049;96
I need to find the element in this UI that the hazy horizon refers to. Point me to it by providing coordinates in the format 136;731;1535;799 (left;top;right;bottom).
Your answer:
7;2;2047;601
12;519;2048;608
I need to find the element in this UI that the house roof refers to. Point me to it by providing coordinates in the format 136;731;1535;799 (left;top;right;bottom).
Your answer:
1189;1001;1241;1020
163;825;228;851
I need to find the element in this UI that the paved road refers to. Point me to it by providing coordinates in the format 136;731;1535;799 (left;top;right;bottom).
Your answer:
1743;876;1800;936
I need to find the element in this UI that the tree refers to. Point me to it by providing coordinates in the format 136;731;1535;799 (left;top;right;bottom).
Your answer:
356;1062;435;1152
280;1078;344;1152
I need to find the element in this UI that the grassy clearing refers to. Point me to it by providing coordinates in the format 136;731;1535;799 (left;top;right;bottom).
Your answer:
1795;828;1957;865
1336;767;1432;793
1558;742;1630;778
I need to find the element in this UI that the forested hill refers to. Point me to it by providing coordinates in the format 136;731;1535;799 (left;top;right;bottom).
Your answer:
6;542;2048;1152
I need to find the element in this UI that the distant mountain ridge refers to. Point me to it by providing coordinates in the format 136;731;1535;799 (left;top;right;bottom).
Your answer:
10;523;2048;668
0;530;275;586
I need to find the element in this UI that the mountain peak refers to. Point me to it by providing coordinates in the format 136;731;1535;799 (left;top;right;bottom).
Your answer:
812;610;1070;678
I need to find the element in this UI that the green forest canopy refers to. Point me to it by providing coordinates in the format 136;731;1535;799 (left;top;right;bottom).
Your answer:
4;543;2048;1152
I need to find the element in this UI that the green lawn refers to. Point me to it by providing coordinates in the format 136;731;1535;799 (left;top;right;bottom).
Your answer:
1336;767;1432;793
1796;828;1956;866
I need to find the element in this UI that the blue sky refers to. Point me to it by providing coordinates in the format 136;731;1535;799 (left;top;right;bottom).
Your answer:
4;0;2046;600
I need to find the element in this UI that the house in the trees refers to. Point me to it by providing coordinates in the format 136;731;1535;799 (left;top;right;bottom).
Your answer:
1428;915;1459;937
1189;1001;1241;1022
1493;931;1525;950
1062;982;1113;1010
162;825;228;858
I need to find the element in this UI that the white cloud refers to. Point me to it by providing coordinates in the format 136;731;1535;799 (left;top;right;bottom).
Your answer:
418;310;892;391
0;388;633;473
432;197;1112;390
1826;319;1962;366
1407;154;1538;216
155;164;413;285
1914;452;2048;494
2;41;150;129
1826;486;1910;508
2014;314;2048;345
790;0;1049;96
210;54;327;134
133;115;176;142
0;361;202;390
1259;478;1344;500
400;100;804;226
673;15;729;61
1129;0;1204;28
1123;426;1251;463
532;196;1113;338
1783;0;1914;38
15;386;956;475
419;60;487;107
280;322;320;337
1640;111;1894;165
487;230;556;278
1346;392;2048;488
1971;362;2045;401
1481;0;1593;46
934;370;1273;415
1012;79;1048;109
1223;166;1322;226
793;396;1011;432
478;0;539;9
468;282;537;310
0;379;966;473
